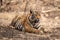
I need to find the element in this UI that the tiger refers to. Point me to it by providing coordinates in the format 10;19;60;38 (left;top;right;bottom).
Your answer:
11;10;41;34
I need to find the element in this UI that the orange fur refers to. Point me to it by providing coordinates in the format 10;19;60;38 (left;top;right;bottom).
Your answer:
11;11;41;34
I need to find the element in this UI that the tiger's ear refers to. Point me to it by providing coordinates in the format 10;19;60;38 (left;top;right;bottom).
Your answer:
30;10;33;13
30;9;34;14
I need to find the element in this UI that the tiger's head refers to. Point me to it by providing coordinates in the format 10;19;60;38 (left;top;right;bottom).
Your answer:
28;10;40;29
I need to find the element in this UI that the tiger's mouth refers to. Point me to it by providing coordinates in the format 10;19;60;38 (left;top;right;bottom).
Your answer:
32;19;40;29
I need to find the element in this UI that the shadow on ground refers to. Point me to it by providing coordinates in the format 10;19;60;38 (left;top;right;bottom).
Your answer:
0;26;60;40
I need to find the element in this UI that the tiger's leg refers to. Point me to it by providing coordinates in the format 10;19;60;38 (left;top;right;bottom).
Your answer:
24;22;40;34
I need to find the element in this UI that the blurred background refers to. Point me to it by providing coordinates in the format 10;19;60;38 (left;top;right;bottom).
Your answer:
0;0;60;40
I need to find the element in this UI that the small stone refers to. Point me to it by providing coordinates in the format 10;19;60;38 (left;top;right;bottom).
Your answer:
55;16;59;20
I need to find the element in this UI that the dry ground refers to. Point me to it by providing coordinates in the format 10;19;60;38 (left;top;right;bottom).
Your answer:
0;0;60;40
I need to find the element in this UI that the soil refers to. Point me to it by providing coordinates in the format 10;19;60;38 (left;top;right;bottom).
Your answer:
0;0;60;40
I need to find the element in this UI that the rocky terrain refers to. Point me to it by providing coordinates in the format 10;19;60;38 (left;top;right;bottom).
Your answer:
0;0;60;40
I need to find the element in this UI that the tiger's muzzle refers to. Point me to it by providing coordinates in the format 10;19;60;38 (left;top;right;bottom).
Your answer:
29;15;40;29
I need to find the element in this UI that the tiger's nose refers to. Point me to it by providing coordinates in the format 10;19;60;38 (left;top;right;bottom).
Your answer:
34;19;39;23
31;15;35;19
